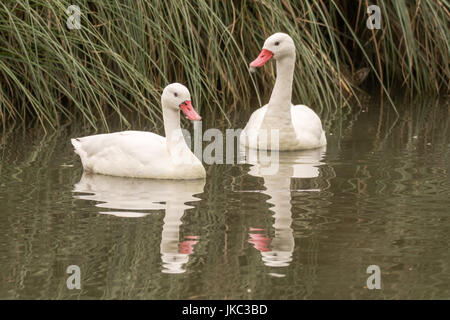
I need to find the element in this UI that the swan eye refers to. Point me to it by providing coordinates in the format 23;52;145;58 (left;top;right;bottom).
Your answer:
174;92;178;97
274;41;280;46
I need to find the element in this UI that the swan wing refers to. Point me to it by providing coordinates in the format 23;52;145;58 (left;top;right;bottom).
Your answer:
71;130;168;177
291;105;326;149
240;105;268;148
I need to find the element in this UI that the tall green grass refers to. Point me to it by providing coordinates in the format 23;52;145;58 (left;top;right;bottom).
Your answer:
0;0;448;130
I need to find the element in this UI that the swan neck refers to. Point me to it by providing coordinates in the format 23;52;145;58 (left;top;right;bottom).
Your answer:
268;53;295;109
163;104;180;135
162;105;186;151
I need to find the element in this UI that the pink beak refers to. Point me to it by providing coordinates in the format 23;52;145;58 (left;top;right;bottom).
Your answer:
249;49;274;68
180;100;201;121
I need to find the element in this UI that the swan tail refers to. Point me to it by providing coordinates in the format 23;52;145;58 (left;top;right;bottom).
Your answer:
71;138;90;171
320;131;327;146
71;138;82;155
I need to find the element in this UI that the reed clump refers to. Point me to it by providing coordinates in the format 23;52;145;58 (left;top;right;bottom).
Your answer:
0;0;448;129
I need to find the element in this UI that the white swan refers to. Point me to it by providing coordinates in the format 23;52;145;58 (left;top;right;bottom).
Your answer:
73;173;205;274
71;83;206;179
241;33;327;151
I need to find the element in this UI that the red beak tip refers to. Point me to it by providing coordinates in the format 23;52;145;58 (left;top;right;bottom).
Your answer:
250;49;274;67
180;102;201;121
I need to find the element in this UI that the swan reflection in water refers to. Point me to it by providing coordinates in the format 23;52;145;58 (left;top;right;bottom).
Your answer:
241;146;325;274
73;174;205;274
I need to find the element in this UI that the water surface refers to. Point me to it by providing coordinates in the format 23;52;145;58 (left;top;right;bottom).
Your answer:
0;99;449;299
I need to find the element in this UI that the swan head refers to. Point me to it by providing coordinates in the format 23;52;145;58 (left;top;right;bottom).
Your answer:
162;83;201;121
249;33;295;69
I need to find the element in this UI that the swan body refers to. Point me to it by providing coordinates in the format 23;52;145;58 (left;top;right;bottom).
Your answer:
241;33;326;151
242;104;326;150
71;83;206;179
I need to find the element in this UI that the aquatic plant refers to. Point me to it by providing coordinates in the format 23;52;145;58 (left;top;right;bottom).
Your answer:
0;0;448;129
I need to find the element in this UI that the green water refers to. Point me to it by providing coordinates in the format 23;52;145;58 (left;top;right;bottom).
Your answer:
0;100;449;299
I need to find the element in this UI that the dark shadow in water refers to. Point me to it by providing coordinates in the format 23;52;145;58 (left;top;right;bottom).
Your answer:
73;174;205;274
